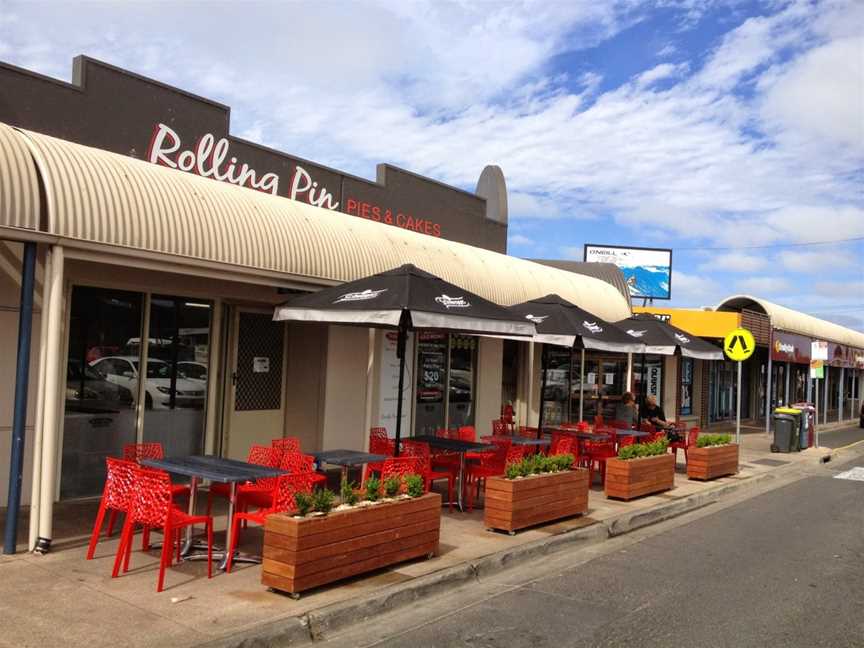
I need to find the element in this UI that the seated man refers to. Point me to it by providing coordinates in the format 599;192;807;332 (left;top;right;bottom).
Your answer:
639;395;681;442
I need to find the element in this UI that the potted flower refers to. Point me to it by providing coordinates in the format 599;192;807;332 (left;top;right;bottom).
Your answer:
605;439;675;500
262;474;439;597
686;434;738;481
484;453;588;534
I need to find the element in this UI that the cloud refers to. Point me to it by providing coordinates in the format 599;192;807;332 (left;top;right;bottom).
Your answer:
735;276;792;295
634;62;689;87
812;280;864;299
668;270;723;307
777;248;858;272
508;233;535;247
698;251;767;273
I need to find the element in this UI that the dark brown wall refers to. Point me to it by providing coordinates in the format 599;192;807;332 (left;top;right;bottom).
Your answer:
0;56;505;252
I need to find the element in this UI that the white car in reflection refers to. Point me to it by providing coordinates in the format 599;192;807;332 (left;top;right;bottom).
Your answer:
89;356;206;410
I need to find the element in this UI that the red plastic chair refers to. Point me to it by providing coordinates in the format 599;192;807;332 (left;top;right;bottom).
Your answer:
280;451;327;487
464;441;509;511
551;434;577;456
365;428;396;481
380;456;426;494
225;472;314;573
123;443;191;502
671;426;700;465
87;457;137;560
402;440;454;511
272;436;301;456
113;466;213;592
582;429;616;486
456;426;476;442
206;445;279;517
492;419;508;436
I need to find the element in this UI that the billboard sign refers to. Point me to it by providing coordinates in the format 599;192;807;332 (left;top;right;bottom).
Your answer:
584;244;672;300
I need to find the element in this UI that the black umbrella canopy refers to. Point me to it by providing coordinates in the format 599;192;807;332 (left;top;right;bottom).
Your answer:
617;313;723;360
508;294;644;353
273;264;535;336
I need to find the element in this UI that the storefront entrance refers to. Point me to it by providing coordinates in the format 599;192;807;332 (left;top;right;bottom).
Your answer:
413;334;477;435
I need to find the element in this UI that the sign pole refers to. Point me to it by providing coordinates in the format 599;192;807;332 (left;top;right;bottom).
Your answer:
736;360;742;445
815;377;820;448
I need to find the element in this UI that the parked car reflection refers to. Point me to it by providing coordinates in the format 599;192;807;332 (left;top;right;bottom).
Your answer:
89;356;206;409
66;359;134;413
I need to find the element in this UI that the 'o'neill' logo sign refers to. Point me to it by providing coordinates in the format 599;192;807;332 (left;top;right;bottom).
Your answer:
525;314;548;324
333;289;387;304
675;333;690;344
583;321;603;334
436;295;470;309
774;340;795;354
147;123;339;209
626;329;647;338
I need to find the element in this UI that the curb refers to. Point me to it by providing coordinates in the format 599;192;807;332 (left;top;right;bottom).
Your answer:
195;467;792;648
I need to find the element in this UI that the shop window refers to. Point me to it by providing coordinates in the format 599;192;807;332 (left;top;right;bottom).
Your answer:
62;287;142;499
501;340;519;414
413;333;477;434
680;358;694;416
542;347;572;426
447;335;477;428
632;355;664;411
141;296;211;457
573;353;627;421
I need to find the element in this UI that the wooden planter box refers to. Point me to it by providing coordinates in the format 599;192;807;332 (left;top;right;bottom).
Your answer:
687;444;739;481
605;454;675;500
262;493;441;596
484;469;589;533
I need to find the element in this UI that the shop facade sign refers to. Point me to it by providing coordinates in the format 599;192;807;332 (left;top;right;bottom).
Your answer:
770;331;811;364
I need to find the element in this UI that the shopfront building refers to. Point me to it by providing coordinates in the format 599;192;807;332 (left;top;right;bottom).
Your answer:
0;56;633;551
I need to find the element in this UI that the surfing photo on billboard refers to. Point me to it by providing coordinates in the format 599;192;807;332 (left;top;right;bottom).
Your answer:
583;244;672;300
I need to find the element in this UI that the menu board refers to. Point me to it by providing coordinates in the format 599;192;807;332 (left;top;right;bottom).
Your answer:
376;330;415;438
416;332;447;403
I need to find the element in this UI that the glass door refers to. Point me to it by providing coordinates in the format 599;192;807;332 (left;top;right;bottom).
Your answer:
446;335;477;429
542;347;571;426
414;332;448;435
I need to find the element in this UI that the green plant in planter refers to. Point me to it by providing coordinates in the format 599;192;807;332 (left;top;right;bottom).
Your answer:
383;476;401;498
405;473;424;498
340;478;359;506
696;433;732;448
617;438;669;460
504;463;521;480
364;476;381;502
555;453;575;471
312;488;336;514
294;491;313;516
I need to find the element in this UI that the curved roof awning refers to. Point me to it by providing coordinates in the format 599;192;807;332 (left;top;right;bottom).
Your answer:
717;295;864;350
3;123;633;322
0;123;40;232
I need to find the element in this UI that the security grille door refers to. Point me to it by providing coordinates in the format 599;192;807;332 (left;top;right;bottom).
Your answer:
235;312;284;411
225;310;286;459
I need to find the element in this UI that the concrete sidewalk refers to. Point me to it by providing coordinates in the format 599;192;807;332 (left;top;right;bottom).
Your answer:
0;433;849;648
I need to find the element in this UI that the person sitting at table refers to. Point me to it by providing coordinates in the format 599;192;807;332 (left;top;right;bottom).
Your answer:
640;395;681;441
614;392;638;428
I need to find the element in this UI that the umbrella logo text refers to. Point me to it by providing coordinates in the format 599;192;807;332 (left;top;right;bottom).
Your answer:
583;321;603;334
525;314;548;324
435;294;471;309
675;333;690;344
333;288;388;304
626;329;646;338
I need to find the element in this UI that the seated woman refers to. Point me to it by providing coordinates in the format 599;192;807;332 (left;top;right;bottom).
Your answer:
614;392;638;429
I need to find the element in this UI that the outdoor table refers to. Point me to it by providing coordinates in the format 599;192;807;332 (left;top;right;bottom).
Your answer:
507;436;551;448
543;426;611;441
141;455;285;570
412;435;494;512
611;428;651;440
310;449;387;484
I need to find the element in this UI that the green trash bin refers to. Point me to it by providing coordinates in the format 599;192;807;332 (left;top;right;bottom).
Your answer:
772;407;801;453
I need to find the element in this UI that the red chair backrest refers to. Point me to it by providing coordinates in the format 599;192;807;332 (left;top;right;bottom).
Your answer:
129;466;174;527
481;443;509;474
456;426;476;442
123;442;163;463
506;444;525;464
381;456;425;484
271;473;314;514
104;457;137;511
618;436;636;447
370;427;388;441
280;451;316;474
518;426;538;437
401;440;432;472
434;428;450;438
370;434;396;456
594;415;604;428
248;444;280;468
687;427;700;447
272;437;301;455
552;434;576;456
492;419;508;436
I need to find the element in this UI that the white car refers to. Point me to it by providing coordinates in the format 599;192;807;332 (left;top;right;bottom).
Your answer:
89;356;206;410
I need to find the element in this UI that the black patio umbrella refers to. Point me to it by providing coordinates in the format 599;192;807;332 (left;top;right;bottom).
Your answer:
508;295;645;432
617;313;723;425
273;264;536;453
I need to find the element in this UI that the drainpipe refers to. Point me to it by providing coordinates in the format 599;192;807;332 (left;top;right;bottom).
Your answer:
839;367;844;423
823;368;829;426
3;242;37;555
764;331;773;436
784;362;790;406
36;245;64;553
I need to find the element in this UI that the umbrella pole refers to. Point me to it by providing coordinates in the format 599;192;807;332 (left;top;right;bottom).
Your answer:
638;352;646;428
538;344;548;438
394;324;407;458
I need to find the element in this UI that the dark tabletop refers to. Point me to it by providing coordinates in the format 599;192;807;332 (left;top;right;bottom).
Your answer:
543;427;610;440
507;436;552;447
612;428;651;438
311;449;388;466
141;455;286;483
412;435;495;453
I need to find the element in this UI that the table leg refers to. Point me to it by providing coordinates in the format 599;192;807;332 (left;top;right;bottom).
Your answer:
456;452;466;512
218;481;237;571
341;465;349;486
180;476;200;556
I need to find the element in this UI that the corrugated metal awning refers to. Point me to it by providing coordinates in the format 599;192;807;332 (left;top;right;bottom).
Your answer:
717;295;864;350
0;123;40;231
4;124;633;321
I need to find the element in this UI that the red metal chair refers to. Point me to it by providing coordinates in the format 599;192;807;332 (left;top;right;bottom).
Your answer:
87;457;137;559
456;426;476;442
550;433;577;457
581;428;616;486
113;466;213;592
225;472;314;573
280;451;327;487
206;445;280;517
492;419;508;436
403;440;454;511
380;456;426;493
272;436;301;456
365;427;396;481
464;441;509;511
123;443;191;501
671;426;700;465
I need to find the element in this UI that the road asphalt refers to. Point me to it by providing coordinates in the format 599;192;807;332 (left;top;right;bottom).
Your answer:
322;441;864;648
818;423;864;449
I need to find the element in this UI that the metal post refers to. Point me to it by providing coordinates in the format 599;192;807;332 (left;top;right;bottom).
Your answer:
537;344;548;434
814;376;820;448
393;321;407;457
784;362;790;406
736;360;742;445
765;345;773;435
578;349;585;422
4;242;37;555
839;367;845;422
823;367;829;426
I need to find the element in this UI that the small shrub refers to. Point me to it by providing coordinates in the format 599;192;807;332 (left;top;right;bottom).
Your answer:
294;491;313;516
504;453;575;479
555;453;575;470
504;463;521;479
405;474;425;498
696;433;732;448
364;476;381;502
312;488;336;514
384;476;401;497
340;478;359;506
618;438;669;460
